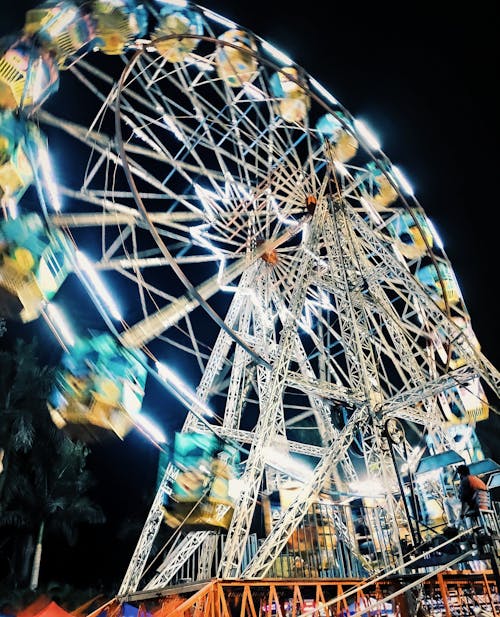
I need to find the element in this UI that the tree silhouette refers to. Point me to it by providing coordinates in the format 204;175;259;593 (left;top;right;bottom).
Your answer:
0;337;105;590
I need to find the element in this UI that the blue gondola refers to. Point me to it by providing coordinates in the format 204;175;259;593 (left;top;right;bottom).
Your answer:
415;262;460;308
0;110;39;205
162;431;240;530
49;332;149;440
440;378;489;425
216;29;258;88
91;0;148;55
152;1;203;62
316;112;359;163
386;209;433;258
269;66;310;123
0;212;71;322
0;37;59;111
24;0;96;68
356;160;399;210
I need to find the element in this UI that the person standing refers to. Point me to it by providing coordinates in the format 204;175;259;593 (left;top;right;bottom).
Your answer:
457;464;489;519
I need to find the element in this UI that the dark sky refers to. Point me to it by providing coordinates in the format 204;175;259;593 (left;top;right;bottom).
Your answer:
1;0;499;592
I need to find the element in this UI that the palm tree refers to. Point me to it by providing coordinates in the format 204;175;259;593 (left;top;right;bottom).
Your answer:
0;337;105;589
26;439;106;590
0;338;56;503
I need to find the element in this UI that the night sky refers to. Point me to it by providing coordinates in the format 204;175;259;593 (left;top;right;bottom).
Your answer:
1;0;499;592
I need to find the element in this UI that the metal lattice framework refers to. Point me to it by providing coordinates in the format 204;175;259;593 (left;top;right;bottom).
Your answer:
6;0;500;600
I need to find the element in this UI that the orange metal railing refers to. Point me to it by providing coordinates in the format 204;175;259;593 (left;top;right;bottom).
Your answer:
92;571;499;617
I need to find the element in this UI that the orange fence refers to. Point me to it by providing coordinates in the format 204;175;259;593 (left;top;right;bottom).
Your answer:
92;571;499;617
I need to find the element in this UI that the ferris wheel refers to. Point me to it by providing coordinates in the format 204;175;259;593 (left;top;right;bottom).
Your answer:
1;0;499;596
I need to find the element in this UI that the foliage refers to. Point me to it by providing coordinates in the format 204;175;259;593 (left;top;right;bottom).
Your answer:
0;337;106;589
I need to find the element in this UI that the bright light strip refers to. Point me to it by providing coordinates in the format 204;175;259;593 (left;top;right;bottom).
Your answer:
391;165;414;195
427;218;444;250
134;413;167;443
408;445;425;469
75;250;122;320
269;195;298;227
334;161;348;176
319;289;333;310
191;57;215;72
243;82;266;101
38;145;62;212
122;381;144;416
354;118;381;150
46;302;75;347
348;478;384;497
300;301;313;333
301;223;309;243
156;360;214;416
263;446;314;482
192;213;268;327
5;197;17;219
310;78;338;106
360;196;384;225
132;126;162;154
31;59;45;105
122;114;163;153
300;291;333;318
192;184;246;292
304;247;328;271
234;182;253;202
191;223;236;292
161;114;185;142
157;0;187;6
194;184;220;222
202;8;236;28
261;41;293;66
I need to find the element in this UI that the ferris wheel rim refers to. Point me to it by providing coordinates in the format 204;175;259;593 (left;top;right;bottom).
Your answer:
22;13;486;433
